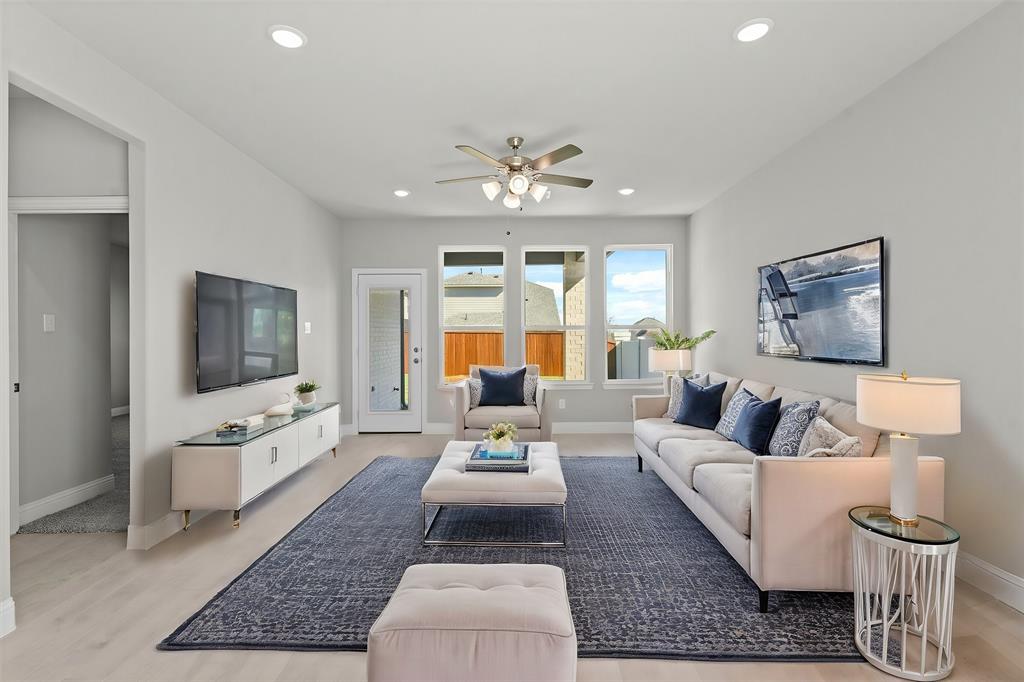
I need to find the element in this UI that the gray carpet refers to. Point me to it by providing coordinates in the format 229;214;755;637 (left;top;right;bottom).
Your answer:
160;456;864;661
18;415;130;534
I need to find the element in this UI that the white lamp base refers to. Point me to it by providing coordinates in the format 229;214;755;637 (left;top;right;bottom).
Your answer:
889;433;920;526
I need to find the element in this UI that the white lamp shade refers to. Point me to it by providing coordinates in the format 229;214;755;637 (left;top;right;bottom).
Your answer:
508;173;530;195
856;374;961;435
481;181;502;201
528;182;548;203
648;348;692;373
502;191;521;209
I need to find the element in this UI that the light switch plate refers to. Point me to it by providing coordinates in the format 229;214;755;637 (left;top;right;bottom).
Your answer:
42;314;55;333
304;322;312;334
558;399;566;409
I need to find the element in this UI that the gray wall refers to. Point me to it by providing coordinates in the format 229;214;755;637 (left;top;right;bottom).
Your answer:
110;235;129;409
9;89;128;196
687;5;1023;579
18;214;113;504
338;217;687;426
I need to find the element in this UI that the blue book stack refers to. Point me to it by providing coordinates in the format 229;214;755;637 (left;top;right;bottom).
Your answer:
465;443;530;473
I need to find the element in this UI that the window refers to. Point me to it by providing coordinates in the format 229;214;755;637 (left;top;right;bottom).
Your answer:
604;246;672;382
522;248;587;382
440;247;505;383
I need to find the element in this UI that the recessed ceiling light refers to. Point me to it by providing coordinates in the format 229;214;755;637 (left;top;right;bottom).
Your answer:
393;189;410;198
734;18;773;43
618;188;636;196
269;25;307;49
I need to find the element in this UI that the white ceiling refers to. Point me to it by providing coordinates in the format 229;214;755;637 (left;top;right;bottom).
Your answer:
32;1;996;219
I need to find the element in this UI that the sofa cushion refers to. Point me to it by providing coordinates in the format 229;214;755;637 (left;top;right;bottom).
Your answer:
675;379;727;429
658;438;755;488
732;396;782;455
692;463;753;536
664;373;709;418
634;418;726;453
479;366;527;406
715;389;756;439
798;416;862;457
707;372;743;413
770;385;839;413
767;400;820;456
822;401;880;456
465;405;540;429
738;379;775;401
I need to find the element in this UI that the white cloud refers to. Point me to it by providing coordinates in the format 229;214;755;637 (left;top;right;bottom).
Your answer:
610;269;665;293
608;299;663;324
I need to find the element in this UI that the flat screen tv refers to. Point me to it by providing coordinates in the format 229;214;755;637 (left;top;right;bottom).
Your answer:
195;271;298;393
757;237;885;366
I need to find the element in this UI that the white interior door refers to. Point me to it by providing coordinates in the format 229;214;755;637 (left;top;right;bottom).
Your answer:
357;273;423;432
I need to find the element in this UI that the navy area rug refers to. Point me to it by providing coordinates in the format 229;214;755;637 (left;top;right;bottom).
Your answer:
160;456;862;661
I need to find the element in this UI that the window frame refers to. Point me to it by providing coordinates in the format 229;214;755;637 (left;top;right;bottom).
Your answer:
602;243;674;386
438;245;508;388
520;245;590;386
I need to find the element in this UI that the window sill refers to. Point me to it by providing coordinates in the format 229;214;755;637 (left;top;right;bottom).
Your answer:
602;381;664;390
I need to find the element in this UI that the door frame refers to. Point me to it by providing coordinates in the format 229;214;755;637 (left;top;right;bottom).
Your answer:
351;269;428;433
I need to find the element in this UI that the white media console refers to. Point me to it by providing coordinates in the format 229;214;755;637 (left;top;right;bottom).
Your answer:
171;402;340;529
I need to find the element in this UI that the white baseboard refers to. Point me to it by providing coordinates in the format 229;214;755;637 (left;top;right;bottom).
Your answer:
111;405;130;417
18;474;115;526
0;597;15;639
957;551;1024;614
127;509;210;550
552;421;633;434
340;423;358;437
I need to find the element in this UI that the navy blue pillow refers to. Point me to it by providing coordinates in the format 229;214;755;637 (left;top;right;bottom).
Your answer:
732;396;783;455
479;367;527;406
674;379;727;429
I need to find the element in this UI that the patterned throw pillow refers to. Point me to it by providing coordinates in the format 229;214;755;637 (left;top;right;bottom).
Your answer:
664;373;709;418
468;378;483;408
715;389;756;439
524;373;538;406
798;416;863;457
767;400;821;456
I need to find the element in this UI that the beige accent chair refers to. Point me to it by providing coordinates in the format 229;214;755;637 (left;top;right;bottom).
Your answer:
454;364;552;441
633;370;945;612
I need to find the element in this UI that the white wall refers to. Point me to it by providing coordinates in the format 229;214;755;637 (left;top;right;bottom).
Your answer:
18;214;113;504
338;217;687;427
9;88;127;196
110;234;129;409
688;5;1023;581
2;3;344;541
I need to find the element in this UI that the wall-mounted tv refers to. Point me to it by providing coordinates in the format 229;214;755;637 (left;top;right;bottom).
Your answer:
757;237;885;366
195;271;298;393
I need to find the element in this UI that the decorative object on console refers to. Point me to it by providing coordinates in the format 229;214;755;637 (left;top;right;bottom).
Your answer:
649;329;716;390
295;380;321;408
264;393;295;417
217;414;265;435
767;400;820;456
674;379;726;429
757;238;884;366
730;395;782;455
663;372;708;418
715;388;757;439
798;416;862;457
483;421;518;453
479;366;527;406
856;373;961;526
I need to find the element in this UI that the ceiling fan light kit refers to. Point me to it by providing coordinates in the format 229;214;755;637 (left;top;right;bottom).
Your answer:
437;136;593;209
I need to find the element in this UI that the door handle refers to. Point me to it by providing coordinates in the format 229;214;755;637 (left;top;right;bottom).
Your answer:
271;446;277;464
413;347;419;353
413;358;420;364
318;424;323;438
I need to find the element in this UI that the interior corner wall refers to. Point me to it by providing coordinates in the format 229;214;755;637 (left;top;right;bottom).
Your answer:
110;234;129;409
3;3;344;535
687;4;1023;580
338;216;687;427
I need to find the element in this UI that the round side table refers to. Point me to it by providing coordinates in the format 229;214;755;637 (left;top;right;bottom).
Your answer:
848;506;960;681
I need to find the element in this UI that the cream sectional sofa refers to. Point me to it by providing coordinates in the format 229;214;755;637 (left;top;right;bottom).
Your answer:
633;371;945;612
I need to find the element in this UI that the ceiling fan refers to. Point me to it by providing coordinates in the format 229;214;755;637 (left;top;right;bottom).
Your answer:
436;136;593;209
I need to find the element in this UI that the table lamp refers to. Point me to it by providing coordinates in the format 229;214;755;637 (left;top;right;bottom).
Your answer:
648;348;692;393
856;372;961;526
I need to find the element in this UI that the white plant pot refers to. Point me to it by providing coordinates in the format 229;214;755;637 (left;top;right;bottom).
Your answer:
487;436;514;453
298;391;316;406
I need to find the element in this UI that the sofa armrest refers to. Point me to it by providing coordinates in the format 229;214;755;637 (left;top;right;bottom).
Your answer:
453;381;471;440
632;395;669;421
535;385;552;441
750;455;944;592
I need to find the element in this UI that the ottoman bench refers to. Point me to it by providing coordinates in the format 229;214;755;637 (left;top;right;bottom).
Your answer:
367;563;577;682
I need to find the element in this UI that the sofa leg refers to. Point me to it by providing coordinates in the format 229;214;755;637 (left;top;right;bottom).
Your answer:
637;454;643;472
758;589;769;613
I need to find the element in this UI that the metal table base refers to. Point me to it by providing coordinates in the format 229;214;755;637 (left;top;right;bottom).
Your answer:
421;501;567;548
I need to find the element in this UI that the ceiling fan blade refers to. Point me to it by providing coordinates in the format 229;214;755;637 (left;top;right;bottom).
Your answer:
435;175;499;184
536;173;593;188
531;144;582;171
455;145;504;167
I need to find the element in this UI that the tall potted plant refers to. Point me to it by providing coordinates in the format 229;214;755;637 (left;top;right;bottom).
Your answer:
648;329;716;376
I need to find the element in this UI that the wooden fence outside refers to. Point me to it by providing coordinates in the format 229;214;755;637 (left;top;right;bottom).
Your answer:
443;331;566;380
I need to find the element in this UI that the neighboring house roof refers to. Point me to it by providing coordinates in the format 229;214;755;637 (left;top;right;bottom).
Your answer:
443;274;559;326
633;317;666;328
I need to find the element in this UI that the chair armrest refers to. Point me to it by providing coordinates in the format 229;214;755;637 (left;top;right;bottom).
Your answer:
537;385;552;441
750;455;945;591
632;395;670;421
453;381;470;440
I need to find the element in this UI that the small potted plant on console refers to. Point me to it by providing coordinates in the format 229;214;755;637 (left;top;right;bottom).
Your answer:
294;380;321;410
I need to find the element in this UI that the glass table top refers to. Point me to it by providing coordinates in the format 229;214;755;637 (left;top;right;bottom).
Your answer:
178;402;338;446
849;506;959;545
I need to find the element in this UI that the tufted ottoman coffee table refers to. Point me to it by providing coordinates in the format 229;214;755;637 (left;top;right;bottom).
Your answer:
421;441;567;547
367;563;577;682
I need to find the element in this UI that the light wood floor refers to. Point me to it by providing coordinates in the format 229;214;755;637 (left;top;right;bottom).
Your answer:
2;433;1022;681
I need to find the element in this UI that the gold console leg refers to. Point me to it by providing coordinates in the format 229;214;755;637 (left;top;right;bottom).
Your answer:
183;510;191;532
232;510;240;528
